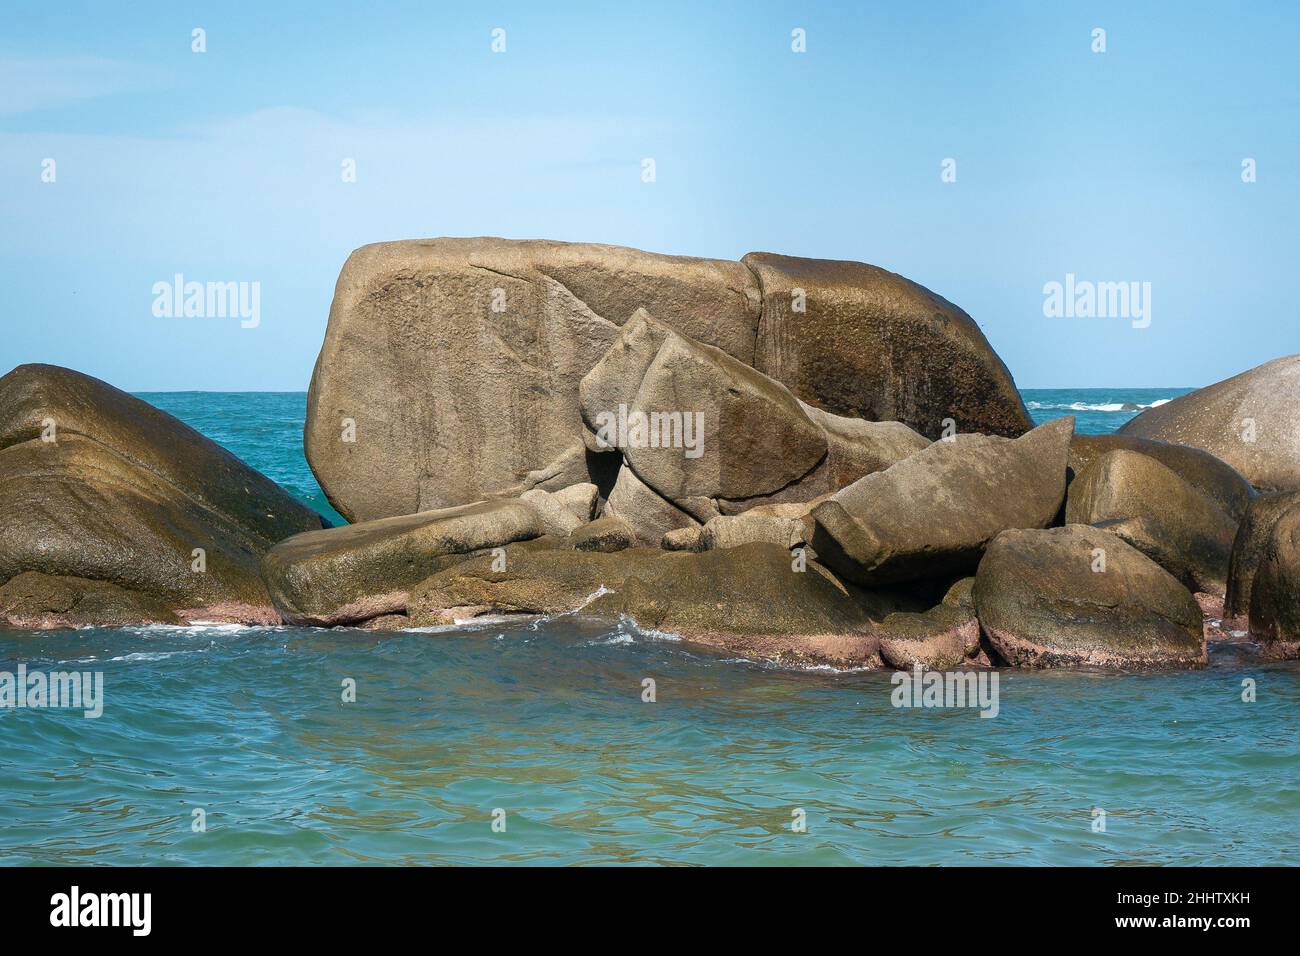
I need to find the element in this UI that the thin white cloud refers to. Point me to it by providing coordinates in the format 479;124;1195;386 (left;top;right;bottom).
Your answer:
0;56;163;115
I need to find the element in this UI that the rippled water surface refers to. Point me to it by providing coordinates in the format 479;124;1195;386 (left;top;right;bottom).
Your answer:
1;389;1296;866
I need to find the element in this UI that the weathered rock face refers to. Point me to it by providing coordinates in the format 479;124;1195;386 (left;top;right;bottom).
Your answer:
874;578;983;670
519;483;598;537
1065;450;1237;594
1068;433;1256;522
411;540;881;666
810;417;1073;586
580;309;929;541
1246;502;1300;658
743;252;1032;439
305;240;762;523
567;515;636;553
973;526;1206;669
698;513;807;552
0;364;325;628
1225;491;1300;618
260;500;544;626
307;238;1025;522
1118;355;1300;492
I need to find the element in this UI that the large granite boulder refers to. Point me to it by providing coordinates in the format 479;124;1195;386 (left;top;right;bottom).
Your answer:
305;239;762;522
1225;491;1300;618
743;252;1032;439
810;417;1073;585
260;500;544;626
0;364;326;628
1069;433;1255;522
1245;502;1300;658
410;541;884;668
1065;450;1237;594
973;526;1206;669
307;238;1025;522
1118;355;1300;492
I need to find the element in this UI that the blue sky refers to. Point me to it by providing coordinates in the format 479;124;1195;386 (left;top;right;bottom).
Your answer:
2;1;1296;389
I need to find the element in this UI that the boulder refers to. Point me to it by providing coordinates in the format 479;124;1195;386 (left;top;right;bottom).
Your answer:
305;239;762;522
581;309;930;516
810;417;1073;586
661;526;703;552
1246;502;1300;658
580;310;827;501
742;252;1032;439
260;500;543;625
0;364;325;628
1118;355;1300;492
1069;433;1255;522
519;483;598;537
567;515;636;553
307;239;1028;522
698;513;807;551
1065;449;1237;594
973;526;1206;669
602;464;703;546
1225;491;1300;618
409;541;883;667
875;578;983;670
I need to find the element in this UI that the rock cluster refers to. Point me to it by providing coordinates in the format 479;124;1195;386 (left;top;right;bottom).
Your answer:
3;238;1295;670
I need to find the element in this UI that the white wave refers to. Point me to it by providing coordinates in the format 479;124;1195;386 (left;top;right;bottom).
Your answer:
1025;398;1175;413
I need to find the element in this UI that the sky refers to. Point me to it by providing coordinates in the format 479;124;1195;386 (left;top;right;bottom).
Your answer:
1;1;1296;390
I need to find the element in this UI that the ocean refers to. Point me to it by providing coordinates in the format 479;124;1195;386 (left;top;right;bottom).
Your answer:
2;389;1297;866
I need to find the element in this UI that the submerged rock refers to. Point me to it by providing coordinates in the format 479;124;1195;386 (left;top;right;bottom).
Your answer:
810;417;1073;586
261;500;543;626
973;525;1206;669
0;364;325;628
1118;355;1300;492
410;542;883;668
874;578;983;670
1066;449;1236;594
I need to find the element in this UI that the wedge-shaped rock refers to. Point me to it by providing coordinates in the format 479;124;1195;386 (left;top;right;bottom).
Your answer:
743;252;1032;439
810;417;1074;585
875;578;983;670
0;364;325;628
1118;355;1300;492
261;500;543;625
1065;449;1237;594
1226;490;1300;618
581;309;827;501
973;526;1206;669
698;513;807;551
1246;502;1300;659
602;463;704;546
1069;433;1255;522
305;239;762;522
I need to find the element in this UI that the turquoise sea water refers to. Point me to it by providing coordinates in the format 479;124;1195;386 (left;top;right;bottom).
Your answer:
1;389;1296;866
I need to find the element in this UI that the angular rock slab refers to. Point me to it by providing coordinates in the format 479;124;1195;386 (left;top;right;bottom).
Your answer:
1118;355;1300;492
973;526;1206;669
411;541;881;667
261;500;544;625
306;239;761;522
1066;449;1237;594
1246;501;1300;658
580;309;827;501
743;252;1033;439
810;417;1074;586
1069;433;1255;522
0;364;325;627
